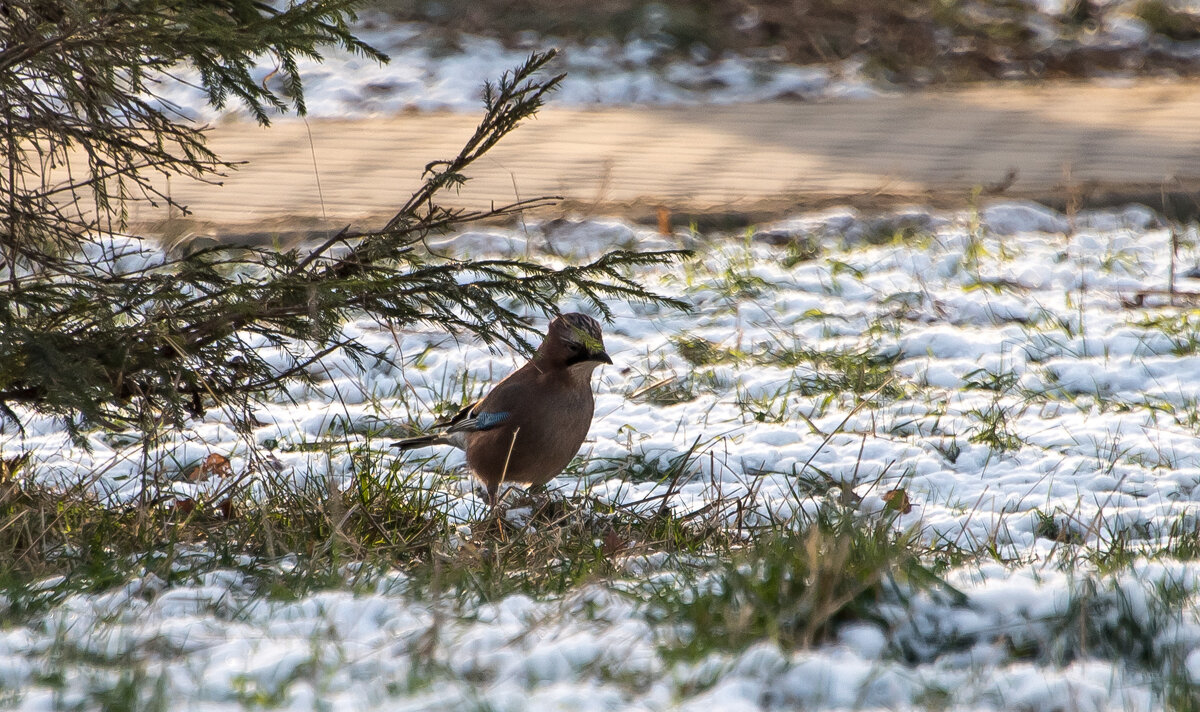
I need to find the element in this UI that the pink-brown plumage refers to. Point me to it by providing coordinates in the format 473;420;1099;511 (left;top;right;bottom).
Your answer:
393;313;612;505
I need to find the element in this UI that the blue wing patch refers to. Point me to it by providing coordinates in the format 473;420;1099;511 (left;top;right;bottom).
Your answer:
473;411;510;430
446;409;510;433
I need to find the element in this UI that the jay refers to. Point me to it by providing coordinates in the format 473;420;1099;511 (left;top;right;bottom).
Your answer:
392;313;612;506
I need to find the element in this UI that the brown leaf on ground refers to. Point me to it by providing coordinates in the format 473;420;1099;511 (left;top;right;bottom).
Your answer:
601;529;627;557
167;496;235;519
882;488;914;514
189;453;234;481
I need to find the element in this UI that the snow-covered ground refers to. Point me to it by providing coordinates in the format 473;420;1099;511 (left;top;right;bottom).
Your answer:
4;201;1200;709
148;2;1200;121
151;10;874;122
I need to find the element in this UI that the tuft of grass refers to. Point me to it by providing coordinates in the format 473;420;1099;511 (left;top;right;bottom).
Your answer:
626;369;726;406
932;438;962;465
755;341;905;400
713;258;772;301
1048;573;1191;669
0;426;757;620
251;448;452;562
1081;513;1200;573
0;446;453;616
858;221;933;248
1032;509;1084;545
965;401;1026;453
410;488;734;605
781;237;821;267
671;334;744;367
960;361;1030;453
655;504;963;658
38;651;170;712
582;444;703;486
735;383;793;424
1134;311;1200;356
962;366;1020;393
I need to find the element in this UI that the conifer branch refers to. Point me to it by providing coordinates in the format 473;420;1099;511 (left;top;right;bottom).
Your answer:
0;5;689;441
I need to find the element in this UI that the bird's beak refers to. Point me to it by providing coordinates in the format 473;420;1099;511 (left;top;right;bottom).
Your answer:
592;350;613;365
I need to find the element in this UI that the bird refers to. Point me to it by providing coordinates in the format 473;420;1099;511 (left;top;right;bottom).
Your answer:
392;312;612;507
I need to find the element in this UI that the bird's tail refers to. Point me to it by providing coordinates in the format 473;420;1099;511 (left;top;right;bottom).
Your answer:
391;434;440;451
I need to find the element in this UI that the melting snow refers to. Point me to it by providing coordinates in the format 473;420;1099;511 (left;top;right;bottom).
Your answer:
4;200;1200;708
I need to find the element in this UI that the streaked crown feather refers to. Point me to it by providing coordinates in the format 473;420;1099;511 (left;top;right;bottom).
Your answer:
553;312;605;352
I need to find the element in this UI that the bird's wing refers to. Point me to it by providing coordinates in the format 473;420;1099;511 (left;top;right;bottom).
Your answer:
438;398;510;434
433;362;540;434
447;410;510;433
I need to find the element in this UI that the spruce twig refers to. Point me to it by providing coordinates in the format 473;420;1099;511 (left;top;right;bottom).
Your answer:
0;12;689;441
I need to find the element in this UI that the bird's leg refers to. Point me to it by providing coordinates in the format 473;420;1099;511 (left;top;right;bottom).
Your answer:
484;485;511;543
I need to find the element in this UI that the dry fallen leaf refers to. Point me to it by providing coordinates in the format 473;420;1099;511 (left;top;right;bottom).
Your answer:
167;496;234;519
601;529;627;557
189;453;234;481
882;488;914;514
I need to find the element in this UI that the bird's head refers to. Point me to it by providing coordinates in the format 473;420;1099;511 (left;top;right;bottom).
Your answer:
539;312;613;370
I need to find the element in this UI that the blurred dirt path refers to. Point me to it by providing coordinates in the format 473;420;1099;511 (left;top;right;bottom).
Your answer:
135;80;1200;235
